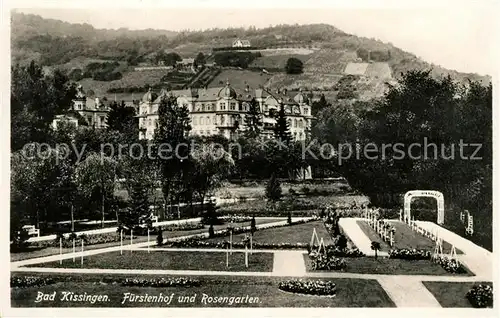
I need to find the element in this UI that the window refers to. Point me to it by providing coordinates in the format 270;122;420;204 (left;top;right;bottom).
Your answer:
193;117;198;125
294;119;298;128
206;116;210;125
220;102;226;110
221;116;225;124
299;119;303;128
303;107;309;115
230;102;236;110
213;116;217;125
148;119;152;126
201;103;205;111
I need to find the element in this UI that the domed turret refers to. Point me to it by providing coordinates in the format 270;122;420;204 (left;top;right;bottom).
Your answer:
218;81;237;99
142;87;158;103
75;84;86;100
294;88;308;104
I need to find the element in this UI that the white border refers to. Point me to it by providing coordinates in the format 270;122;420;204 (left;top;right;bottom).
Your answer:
1;0;499;317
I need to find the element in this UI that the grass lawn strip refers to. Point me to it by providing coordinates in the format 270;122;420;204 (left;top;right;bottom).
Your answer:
205;221;333;245
422;281;493;307
356;220;463;254
11;272;395;307
25;251;274;272
303;254;473;276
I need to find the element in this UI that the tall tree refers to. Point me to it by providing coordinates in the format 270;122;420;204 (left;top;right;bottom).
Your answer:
11;61;76;150
274;103;292;144
106;100;137;135
244;98;263;138
75;153;117;227
154;96;192;205
285;57;304;74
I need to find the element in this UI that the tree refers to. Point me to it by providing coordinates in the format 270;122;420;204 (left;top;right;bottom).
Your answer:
194;52;206;67
106;100;137;135
265;173;282;202
154;96;191;206
250;216;257;235
244;98;263;138
287;211;292;225
274;103;292;143
156;227;164;246
75;153;117;227
285;57;304;74
188;138;234;213
11;61;77;150
208;224;215;238
371;241;381;259
336;234;348;252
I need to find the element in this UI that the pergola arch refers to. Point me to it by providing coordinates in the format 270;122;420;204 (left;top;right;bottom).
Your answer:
403;190;445;225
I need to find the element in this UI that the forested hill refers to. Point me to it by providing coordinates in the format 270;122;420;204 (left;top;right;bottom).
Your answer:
11;12;490;85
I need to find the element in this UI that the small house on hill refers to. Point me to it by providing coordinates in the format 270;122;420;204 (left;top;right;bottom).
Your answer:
232;39;251;48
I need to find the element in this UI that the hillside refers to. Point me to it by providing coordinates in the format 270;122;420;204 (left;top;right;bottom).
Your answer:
11;12;491;102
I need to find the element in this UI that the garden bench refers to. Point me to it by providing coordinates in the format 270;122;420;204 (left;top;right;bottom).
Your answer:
22;225;40;237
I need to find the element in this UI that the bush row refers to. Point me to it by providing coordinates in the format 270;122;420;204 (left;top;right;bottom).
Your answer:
119;277;201;288
11;276;56;288
433;255;466;274
278;279;337;296
309;253;347;271
388;249;431;260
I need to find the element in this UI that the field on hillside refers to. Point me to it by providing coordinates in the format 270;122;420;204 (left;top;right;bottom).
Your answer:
304;49;359;74
266;73;344;90
207;69;272;89
78;69;172;96
249;54;312;70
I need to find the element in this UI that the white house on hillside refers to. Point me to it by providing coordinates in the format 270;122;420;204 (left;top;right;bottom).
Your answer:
232;39;251;47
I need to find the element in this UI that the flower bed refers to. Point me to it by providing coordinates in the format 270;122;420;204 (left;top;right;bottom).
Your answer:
388;248;431;260
433;256;466;274
163;222;204;231
309;253;347;271
221;215;253;223
278;279;337;296
11;276;56;288
119;277;201;288
466;284;493;308
31;233;126;249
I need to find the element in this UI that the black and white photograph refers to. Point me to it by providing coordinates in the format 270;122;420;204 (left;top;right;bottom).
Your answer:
4;0;496;313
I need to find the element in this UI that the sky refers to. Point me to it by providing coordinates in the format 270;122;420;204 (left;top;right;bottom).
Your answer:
12;0;498;75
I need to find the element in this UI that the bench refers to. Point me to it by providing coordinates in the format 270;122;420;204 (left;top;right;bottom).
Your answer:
22;225;40;237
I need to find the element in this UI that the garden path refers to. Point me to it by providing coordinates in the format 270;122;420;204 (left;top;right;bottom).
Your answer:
272;251;307;276
377;276;441;307
415;221;492;280
338;218;389;257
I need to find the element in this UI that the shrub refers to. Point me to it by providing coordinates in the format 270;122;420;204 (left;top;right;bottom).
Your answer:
156;228;164;246
11;276;55;288
278;279;336;296
164;222;204;231
389;249;431;260
466;284;493;308
208;224;215;238
287;212;292;225
309;253;347;271
433;255;466;273
265;173;282;202
285;57;304;74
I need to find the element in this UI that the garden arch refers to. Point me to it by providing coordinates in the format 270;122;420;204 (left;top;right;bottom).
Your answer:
403;190;444;225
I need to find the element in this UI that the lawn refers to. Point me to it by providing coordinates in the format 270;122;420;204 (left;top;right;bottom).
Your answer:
356;220;463;254
303;255;473;276
25;250;274;272
423;281;493;307
11;273;395;307
205;221;333;245
11;219;283;262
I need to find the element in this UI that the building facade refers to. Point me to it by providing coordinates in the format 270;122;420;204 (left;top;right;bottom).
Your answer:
137;82;313;141
72;85;110;129
232;39;251;47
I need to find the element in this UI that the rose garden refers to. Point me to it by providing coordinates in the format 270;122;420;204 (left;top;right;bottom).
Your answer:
10;185;493;308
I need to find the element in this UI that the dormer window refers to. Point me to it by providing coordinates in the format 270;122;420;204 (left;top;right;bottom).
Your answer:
230;102;236;110
220;102;226;110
